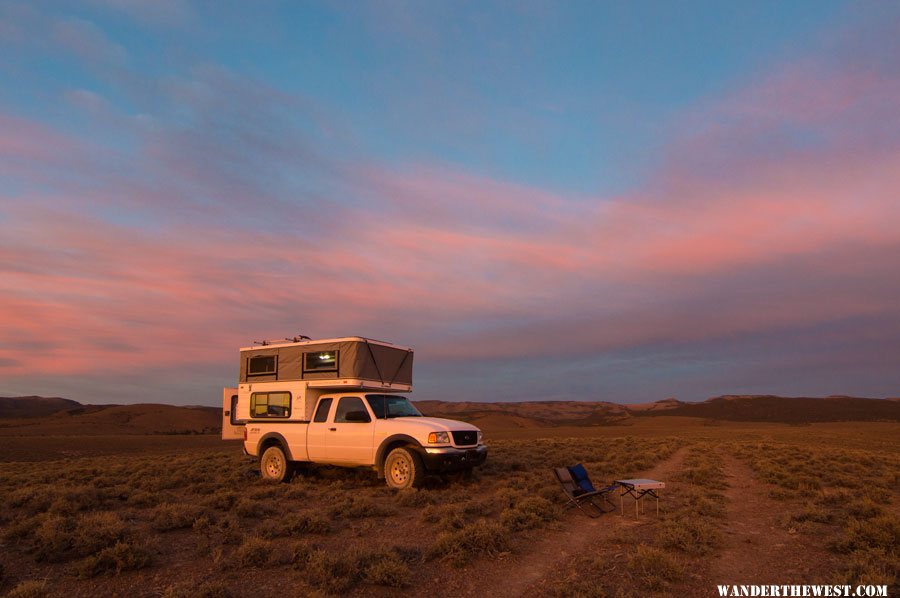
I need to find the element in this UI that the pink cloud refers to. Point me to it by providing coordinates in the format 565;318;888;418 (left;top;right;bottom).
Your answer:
1;10;899;392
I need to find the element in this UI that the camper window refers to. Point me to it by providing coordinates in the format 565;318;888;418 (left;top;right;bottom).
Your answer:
248;355;277;376
304;351;338;373
250;391;291;418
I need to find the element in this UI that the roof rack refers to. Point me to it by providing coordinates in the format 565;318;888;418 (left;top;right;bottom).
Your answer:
253;334;312;346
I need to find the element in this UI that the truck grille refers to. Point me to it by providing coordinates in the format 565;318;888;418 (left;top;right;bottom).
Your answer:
452;431;477;446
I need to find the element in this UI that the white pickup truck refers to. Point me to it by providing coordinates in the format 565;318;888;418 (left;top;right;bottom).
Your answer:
222;337;487;489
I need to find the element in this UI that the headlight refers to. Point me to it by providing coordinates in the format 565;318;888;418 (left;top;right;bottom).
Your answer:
427;431;450;444
477;431;483;445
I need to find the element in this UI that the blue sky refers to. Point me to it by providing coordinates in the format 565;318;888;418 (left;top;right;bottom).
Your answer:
1;1;899;404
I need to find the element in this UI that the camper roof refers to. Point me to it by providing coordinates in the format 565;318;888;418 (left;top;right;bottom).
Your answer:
239;336;413;353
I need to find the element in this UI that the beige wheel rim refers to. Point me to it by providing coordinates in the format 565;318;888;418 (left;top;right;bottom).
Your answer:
390;455;410;485
265;451;283;478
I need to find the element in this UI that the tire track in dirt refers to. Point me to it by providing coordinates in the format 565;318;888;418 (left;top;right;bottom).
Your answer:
452;445;691;598
706;453;842;587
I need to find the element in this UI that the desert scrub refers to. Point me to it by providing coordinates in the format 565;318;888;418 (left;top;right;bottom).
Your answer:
357;549;413;587
6;580;49;598
828;512;900;554
300;548;360;594
628;544;684;591
203;490;238;511
256;511;330;537
328;495;393;519
8;486;56;515
657;514;721;555
77;539;152;577
47;485;105;515
680;487;727;519
547;555;615;598
421;504;466;531
233;536;275;567
127;489;164;507
429;519;510;567
673;451;728;491
151;503;206;531
500;496;560;531
395;488;437;507
33;511;126;562
235;497;275;518
163;579;234;598
837;547;900;587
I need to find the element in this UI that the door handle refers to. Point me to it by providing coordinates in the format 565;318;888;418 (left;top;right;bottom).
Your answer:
329;427;336;431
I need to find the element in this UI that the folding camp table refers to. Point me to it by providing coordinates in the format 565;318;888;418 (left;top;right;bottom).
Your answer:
615;479;665;517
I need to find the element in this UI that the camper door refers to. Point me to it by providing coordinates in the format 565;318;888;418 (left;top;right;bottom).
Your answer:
221;387;244;440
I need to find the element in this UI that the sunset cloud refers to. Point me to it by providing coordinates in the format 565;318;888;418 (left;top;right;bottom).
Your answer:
1;3;898;403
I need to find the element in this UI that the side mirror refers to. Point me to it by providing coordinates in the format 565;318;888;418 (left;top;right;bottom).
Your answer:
344;410;371;423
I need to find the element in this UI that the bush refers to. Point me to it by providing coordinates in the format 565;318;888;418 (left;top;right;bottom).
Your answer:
500;496;559;531
829;513;900;553
328;496;392;519
839;547;900;587
78;540;152;577
628;545;683;590
6;580;49;598
429;520;511;567
235;498;275;518
257;512;330;538
151;503;205;531
303;548;359;593
361;551;412;587
34;512;126;562
163;580;233;598
657;515;720;555
48;486;103;515
234;536;275;567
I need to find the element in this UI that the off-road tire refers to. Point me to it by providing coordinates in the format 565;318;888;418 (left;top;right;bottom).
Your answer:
384;447;425;490
260;445;294;483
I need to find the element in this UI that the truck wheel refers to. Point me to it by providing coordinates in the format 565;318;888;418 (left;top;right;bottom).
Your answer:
260;445;294;483
384;447;425;490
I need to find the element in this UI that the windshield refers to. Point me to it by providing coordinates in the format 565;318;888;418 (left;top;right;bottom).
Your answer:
365;394;422;419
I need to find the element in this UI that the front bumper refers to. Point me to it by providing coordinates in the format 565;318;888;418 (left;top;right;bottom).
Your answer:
419;445;488;472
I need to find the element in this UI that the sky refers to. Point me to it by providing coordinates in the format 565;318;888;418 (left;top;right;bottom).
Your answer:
1;1;899;406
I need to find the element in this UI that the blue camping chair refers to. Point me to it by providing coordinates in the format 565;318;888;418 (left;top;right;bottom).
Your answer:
554;464;619;517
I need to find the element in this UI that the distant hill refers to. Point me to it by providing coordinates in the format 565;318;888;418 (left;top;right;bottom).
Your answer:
0;396;220;436
416;400;630;428
419;395;900;427
0;396;82;418
632;395;900;424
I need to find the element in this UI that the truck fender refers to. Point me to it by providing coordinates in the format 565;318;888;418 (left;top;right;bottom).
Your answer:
375;434;423;477
257;432;294;461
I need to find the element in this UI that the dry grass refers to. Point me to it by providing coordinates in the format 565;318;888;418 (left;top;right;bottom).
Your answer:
0;424;896;595
732;441;900;586
0;435;683;594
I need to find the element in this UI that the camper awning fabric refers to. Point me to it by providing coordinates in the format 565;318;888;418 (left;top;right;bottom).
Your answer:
239;340;413;385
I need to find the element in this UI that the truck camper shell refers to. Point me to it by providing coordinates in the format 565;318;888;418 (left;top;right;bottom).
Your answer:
239;336;413;390
223;335;487;488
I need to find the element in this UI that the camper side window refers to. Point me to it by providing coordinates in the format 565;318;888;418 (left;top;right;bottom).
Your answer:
248;355;277;376
250;392;291;418
304;351;338;373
